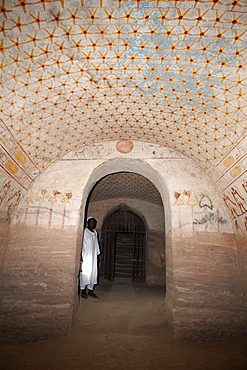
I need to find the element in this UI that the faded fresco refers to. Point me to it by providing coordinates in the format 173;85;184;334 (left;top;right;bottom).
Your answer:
20;188;73;229
0;169;23;220
0;119;39;188
62;140;185;160
173;189;231;234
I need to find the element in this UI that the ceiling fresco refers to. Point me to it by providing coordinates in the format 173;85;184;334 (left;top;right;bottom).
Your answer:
90;172;163;205
0;0;246;189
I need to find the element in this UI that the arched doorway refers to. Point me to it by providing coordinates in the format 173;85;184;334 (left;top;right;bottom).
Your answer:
100;209;146;283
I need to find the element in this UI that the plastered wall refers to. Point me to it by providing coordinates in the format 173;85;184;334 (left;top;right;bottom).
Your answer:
0;141;246;342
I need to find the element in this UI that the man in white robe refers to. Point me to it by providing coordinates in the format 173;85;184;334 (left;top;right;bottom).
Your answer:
79;217;100;298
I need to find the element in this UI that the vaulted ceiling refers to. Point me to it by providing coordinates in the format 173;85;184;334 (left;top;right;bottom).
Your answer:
90;172;163;205
0;0;246;188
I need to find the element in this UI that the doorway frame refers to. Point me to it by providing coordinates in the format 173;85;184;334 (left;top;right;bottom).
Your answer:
77;158;172;325
100;208;147;283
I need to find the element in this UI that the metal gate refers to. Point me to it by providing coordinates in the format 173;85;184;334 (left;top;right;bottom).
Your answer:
100;210;146;282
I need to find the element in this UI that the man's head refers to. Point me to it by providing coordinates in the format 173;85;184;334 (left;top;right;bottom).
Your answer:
87;217;97;230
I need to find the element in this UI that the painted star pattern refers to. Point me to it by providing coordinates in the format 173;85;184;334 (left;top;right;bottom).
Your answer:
0;0;246;175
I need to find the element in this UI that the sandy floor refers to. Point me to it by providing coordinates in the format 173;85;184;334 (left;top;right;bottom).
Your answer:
1;281;247;370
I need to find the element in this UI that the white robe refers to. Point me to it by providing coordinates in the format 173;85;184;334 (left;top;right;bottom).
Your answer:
80;228;100;287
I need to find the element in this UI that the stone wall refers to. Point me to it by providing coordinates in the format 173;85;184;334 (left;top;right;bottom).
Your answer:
0;225;79;342
0;158;94;343
169;233;247;341
0;141;245;342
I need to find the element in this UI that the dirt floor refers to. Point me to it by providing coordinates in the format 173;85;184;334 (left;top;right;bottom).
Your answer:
1;281;247;370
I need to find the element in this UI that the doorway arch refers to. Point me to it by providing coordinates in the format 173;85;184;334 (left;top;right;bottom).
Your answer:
81;159;171;240
101;209;146;283
85;168;167;287
78;158;171;327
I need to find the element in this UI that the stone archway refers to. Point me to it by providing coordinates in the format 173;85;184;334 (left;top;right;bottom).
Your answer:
100;208;146;283
85;168;167;287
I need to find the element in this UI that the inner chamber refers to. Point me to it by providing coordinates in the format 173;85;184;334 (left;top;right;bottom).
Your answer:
100;210;146;283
